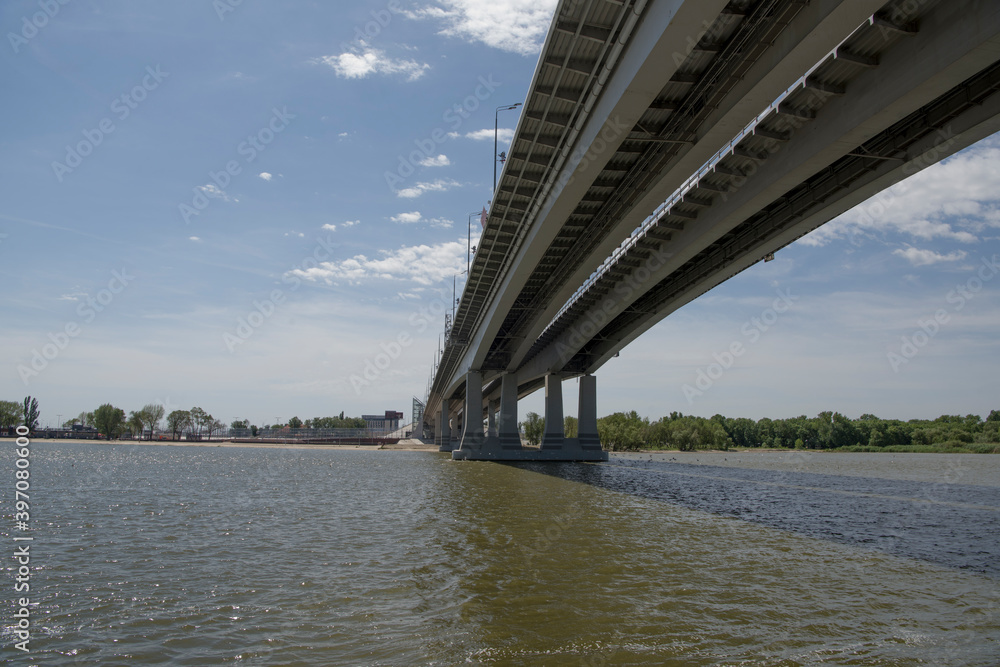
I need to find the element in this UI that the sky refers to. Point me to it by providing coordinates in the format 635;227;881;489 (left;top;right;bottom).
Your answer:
1;0;999;429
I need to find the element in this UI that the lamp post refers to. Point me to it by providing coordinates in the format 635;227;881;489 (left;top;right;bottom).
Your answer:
494;103;522;194
467;211;480;276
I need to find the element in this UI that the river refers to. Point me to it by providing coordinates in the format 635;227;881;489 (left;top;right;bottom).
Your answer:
2;443;998;665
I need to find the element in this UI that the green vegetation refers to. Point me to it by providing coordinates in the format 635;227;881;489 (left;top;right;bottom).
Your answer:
596;410;1000;453
22;396;39;432
520;411;544;446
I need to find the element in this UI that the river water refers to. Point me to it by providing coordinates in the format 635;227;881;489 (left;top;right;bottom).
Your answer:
2;443;998;665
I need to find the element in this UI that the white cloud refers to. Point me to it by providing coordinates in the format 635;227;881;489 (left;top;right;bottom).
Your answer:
286;238;475;286
342;220;359;228
800;137;1000;248
408;0;558;56
391;212;424;224
196;184;234;202
259;172;273;181
322;223;337;232
189;236;201;242
389;212;453;228
316;45;430;81
465;128;515;142
892;247;968;266
396;178;461;198
419;154;451;167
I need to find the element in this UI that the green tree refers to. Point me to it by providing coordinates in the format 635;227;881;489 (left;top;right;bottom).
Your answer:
22;396;40;432
93;404;126;440
231;419;249;430
288;416;303;429
142;403;165;440
189;407;209;436
167;410;190;441
0;401;21;430
520;411;544;446
564;415;578;439
127;411;145;439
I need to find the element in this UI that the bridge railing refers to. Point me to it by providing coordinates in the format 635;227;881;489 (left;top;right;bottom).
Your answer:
543;37;842;334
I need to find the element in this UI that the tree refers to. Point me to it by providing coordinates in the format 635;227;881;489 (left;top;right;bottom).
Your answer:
167;410;190;441
520;411;544;446
231;419;249;430
127;411;145;439
93;404;126;440
189;407;209;436
0;401;20;430
22;396;39;432
288;416;303;429
142;403;165;440
564;416;578;439
207;418;225;441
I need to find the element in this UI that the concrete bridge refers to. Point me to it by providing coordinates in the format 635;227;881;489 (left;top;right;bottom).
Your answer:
424;0;1000;460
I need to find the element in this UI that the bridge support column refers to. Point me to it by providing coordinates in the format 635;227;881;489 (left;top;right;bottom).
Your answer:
577;374;603;452
498;373;522;450
457;371;485;451
454;373;525;459
487;398;499;437
437;402;452;452
540;374;565;450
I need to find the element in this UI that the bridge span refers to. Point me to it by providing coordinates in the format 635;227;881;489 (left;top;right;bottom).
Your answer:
423;0;1000;461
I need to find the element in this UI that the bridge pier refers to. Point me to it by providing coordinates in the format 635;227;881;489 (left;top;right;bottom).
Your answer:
455;371;606;461
487;397;499;437
437;402;452;452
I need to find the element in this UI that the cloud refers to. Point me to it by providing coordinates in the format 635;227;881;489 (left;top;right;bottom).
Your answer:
259;172;273;181
892;247;968;266
419;154;451;167
408;0;558;56
322;223;338;232
465;128;515;142
196;184;234;202
396;178;461;198
391;212;423;224
316;45;430;81
189;236;201;242
390;211;453;228
285;238;476;286
342;220;359;228
800;136;1000;248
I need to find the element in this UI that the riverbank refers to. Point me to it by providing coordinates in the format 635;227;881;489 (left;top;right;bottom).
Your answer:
22;437;440;451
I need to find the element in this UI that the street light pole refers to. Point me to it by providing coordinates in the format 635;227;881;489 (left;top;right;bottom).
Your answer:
467;211;479;276
494;103;522;194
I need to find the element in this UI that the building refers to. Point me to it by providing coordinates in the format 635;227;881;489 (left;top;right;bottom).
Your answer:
362;411;404;433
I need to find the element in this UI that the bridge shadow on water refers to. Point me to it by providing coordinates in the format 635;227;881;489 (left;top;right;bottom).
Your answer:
502;457;1000;578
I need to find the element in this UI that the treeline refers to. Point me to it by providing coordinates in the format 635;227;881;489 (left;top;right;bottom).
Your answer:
596;410;1000;453
2;396;371;441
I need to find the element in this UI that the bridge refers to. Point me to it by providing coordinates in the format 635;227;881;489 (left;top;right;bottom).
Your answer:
423;0;1000;461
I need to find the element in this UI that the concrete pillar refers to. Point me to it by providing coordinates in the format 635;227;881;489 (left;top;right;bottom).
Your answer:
437;402;452;452
487;398;499;437
578;374;602;450
540;373;565;450
458;370;484;450
498;373;522;450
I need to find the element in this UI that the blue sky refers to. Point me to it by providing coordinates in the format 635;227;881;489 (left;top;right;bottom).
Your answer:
2;0;999;429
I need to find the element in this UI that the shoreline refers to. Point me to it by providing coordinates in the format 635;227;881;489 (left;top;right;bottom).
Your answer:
18;437;440;452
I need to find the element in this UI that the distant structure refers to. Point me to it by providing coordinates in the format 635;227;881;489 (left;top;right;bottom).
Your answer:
363;411;404;433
